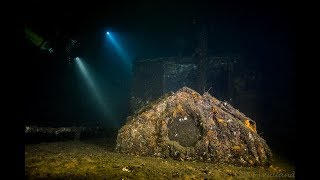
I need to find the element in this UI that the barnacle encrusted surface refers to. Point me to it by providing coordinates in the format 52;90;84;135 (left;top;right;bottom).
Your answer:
116;87;272;166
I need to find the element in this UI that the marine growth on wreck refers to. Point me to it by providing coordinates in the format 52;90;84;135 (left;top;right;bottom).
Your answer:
116;87;272;166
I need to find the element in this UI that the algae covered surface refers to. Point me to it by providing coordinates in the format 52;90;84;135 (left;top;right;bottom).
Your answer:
116;87;272;166
25;138;295;179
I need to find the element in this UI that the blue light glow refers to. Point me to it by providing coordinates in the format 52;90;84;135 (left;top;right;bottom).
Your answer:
75;57;117;127
105;32;131;70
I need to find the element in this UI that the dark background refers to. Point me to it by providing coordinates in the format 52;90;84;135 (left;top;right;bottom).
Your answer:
16;0;296;165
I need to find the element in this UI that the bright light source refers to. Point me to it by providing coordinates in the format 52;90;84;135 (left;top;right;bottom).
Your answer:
105;32;131;70
75;58;116;127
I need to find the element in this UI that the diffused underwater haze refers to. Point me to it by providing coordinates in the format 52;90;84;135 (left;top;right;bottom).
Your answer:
22;1;295;179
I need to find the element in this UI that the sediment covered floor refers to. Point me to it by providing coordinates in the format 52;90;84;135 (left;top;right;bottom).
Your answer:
25;138;295;179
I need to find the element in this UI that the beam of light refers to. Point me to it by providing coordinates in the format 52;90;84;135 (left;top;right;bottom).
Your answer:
75;57;118;127
106;32;132;70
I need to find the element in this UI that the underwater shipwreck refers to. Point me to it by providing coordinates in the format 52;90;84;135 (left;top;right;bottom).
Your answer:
23;2;296;178
24;30;296;178
117;87;272;166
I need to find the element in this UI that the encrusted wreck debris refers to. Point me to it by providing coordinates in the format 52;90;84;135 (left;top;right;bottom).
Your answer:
25;126;105;142
116;87;272;166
